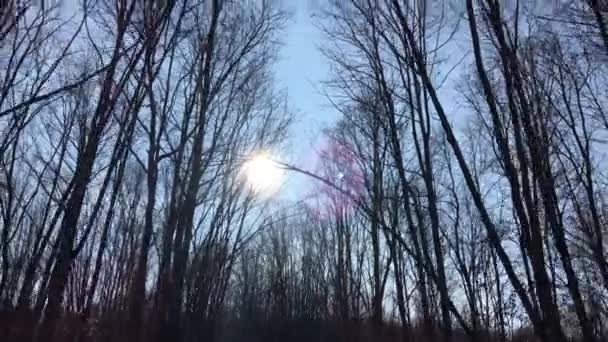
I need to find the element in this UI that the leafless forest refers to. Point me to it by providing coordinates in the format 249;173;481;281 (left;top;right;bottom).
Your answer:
0;0;607;341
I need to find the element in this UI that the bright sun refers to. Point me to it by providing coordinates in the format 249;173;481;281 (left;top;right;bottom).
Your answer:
243;152;284;195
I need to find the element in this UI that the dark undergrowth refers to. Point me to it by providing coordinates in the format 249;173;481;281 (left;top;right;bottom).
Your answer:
0;308;542;342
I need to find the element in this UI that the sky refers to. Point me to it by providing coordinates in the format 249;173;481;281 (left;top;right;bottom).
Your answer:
271;1;466;201
273;2;338;200
45;0;330;202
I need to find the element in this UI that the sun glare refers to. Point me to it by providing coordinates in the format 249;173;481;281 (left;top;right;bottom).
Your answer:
243;153;284;195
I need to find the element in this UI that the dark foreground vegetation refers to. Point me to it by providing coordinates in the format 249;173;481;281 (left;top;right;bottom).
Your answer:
0;0;607;341
1;310;486;342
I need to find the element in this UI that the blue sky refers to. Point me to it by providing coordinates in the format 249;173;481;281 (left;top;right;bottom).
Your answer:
270;2;470;201
274;2;338;199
